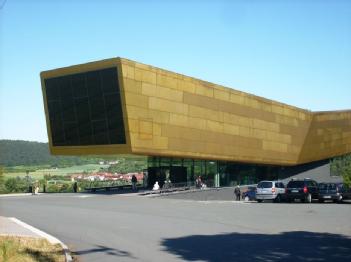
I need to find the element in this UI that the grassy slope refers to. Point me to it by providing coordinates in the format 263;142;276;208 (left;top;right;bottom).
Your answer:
0;236;65;262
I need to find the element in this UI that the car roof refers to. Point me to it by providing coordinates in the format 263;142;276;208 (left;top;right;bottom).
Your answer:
258;180;283;183
289;178;316;181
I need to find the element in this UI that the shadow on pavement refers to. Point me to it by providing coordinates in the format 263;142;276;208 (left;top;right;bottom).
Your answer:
83;189;142;195
162;231;351;262
73;244;135;259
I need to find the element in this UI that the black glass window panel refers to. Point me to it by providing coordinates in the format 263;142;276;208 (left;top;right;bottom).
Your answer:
64;122;79;145
109;130;119;144
105;94;122;116
45;80;60;101
78;122;93;145
61;98;76;123
92;120;109;144
87;71;101;97
44;67;126;146
75;98;90;123
50;118;65;144
90;96;105;121
101;68;119;93
108;117;121;130
72;74;87;98
47;101;61;119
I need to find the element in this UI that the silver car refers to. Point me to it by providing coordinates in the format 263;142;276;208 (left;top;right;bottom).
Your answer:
256;181;285;203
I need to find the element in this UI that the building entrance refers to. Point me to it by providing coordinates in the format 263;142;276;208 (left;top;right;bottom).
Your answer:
147;156;286;188
147;166;187;188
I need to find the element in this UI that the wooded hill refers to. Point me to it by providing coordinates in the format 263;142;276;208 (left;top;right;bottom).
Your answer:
0;140;141;167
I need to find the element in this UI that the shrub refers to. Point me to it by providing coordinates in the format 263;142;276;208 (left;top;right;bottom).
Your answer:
4;177;29;193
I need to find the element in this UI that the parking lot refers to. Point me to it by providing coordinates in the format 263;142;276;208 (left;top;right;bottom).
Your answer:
1;192;350;261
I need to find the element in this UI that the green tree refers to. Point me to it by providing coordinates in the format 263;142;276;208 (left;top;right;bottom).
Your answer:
0;166;6;193
330;154;351;186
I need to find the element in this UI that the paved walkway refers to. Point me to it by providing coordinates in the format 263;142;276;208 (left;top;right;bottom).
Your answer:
0;216;41;237
0;216;72;261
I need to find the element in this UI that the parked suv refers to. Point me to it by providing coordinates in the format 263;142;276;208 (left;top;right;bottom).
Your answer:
337;183;351;202
285;179;319;203
318;183;342;203
256;181;285;203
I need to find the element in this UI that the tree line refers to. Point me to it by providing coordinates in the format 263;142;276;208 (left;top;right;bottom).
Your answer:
330;154;351;186
0;140;144;168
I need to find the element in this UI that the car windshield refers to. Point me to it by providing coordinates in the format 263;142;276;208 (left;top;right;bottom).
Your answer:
329;184;336;189
319;184;336;190
257;182;272;188
287;181;305;188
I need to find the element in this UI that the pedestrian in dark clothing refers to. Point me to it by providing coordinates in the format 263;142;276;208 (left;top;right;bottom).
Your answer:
131;175;137;190
195;176;202;189
73;181;78;193
234;185;241;201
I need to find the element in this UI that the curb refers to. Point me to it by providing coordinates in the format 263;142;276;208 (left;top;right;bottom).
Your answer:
9;217;72;262
0;193;35;197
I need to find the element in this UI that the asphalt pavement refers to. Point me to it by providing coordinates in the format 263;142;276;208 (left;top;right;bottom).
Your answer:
0;192;350;262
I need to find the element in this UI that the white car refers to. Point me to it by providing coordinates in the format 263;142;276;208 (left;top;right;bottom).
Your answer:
256;181;285;203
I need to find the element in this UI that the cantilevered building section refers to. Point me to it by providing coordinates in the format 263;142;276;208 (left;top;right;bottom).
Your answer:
40;58;351;186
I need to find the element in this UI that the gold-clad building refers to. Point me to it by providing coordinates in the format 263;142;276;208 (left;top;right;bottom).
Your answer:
40;58;351;187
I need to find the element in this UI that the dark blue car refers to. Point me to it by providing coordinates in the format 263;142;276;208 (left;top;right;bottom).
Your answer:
242;186;256;201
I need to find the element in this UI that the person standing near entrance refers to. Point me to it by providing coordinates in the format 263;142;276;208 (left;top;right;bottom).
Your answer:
234;185;241;201
131;174;137;190
152;181;160;191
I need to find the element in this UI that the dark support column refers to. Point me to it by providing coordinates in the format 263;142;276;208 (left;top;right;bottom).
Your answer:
204;161;207;178
191;159;194;181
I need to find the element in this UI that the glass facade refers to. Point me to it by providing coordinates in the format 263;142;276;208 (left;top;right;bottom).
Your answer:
147;156;283;188
45;67;126;146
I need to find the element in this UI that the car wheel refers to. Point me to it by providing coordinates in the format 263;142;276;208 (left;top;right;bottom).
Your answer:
274;195;281;203
305;193;312;203
337;195;343;203
257;199;263;203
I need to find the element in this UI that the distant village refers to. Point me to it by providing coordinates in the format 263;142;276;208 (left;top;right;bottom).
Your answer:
70;172;144;183
44;159;145;184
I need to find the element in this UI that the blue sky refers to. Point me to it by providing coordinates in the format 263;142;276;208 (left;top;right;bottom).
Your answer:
0;0;350;142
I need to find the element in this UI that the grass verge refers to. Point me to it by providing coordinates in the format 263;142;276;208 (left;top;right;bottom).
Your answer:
0;235;66;262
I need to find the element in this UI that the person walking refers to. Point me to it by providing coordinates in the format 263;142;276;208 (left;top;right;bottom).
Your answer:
234;185;241;201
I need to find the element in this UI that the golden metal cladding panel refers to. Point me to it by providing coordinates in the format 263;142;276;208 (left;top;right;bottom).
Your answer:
40;57;351;165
